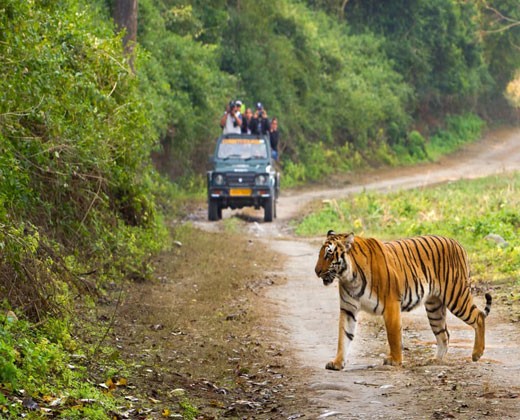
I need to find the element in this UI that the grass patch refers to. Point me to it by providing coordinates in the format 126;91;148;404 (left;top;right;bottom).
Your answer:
294;173;520;287
426;114;485;161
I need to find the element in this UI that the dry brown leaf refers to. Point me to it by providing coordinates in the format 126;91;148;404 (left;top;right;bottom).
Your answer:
116;377;127;387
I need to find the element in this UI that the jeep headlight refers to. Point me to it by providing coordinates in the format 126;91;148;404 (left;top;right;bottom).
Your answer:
214;174;225;185
255;174;268;185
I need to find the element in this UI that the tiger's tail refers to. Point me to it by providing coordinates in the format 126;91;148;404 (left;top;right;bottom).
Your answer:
483;293;492;317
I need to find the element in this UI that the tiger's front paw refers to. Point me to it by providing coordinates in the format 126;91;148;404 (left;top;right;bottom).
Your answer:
472;350;483;362
325;359;344;371
383;356;402;366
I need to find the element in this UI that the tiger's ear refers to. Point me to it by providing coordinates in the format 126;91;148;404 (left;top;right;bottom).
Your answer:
327;229;335;238
344;232;355;251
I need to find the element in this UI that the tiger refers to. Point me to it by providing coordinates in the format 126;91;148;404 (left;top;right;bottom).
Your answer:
314;230;492;370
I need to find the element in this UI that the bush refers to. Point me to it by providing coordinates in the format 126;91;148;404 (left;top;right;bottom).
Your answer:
282;141;364;187
427;113;485;160
0;0;170;318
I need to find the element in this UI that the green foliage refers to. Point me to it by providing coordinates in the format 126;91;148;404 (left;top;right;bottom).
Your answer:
113;0;518;185
0;0;171;317
344;0;489;115
0;325;18;385
179;399;199;420
282;141;364;187
137;0;234;177
391;130;429;164
0;317;117;418
0;2;172;415
295;173;520;282
136;0;515;184
223;3;412;154
135;0;416;180
406;131;428;160
283;110;484;178
478;0;520;118
426;113;485;160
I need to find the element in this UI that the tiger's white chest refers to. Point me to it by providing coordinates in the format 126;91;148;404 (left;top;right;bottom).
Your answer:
339;265;385;315
359;293;385;315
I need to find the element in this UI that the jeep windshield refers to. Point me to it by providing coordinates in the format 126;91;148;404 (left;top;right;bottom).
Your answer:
217;138;268;160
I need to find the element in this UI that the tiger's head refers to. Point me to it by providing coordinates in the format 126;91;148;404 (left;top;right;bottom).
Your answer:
315;230;355;286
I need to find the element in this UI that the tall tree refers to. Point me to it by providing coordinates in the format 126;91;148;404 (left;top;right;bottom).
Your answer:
113;0;138;71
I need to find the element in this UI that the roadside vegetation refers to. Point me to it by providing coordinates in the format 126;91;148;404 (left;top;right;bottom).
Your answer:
0;1;171;417
294;173;520;310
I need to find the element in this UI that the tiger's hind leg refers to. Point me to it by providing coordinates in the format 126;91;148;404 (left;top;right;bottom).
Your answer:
425;296;450;360
471;311;486;362
448;290;492;362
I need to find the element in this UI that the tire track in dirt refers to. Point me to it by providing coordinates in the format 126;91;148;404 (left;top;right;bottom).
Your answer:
261;128;520;419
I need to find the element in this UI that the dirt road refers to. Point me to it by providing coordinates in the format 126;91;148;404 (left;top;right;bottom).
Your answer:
233;128;520;419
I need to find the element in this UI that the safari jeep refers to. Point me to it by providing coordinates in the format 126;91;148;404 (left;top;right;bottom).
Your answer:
207;134;280;222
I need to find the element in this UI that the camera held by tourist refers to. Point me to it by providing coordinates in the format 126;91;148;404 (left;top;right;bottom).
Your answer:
252;102;270;135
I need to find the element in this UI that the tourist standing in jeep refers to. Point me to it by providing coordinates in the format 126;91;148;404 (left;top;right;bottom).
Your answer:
220;101;242;134
269;117;280;161
241;107;254;134
252;102;270;135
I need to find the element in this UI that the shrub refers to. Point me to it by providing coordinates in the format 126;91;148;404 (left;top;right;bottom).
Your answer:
427;114;485;160
0;0;170;318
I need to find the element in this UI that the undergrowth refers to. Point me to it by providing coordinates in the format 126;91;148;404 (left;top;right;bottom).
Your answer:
0;2;172;417
0;315;118;418
282;113;486;187
426;114;486;160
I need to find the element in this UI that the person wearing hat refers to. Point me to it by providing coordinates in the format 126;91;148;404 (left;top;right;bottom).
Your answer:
220;100;242;134
252;102;270;135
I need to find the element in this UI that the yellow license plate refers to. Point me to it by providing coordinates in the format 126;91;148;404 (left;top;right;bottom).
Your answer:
230;188;252;196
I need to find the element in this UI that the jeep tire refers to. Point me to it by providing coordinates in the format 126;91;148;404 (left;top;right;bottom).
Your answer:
208;199;220;221
264;195;274;222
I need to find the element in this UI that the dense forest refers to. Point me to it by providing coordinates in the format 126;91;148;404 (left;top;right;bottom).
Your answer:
137;0;520;182
0;0;519;417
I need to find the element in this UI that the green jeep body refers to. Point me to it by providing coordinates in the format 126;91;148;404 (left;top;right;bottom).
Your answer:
207;134;280;222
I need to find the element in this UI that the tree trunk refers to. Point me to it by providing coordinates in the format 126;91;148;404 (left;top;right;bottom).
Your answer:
113;0;138;72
